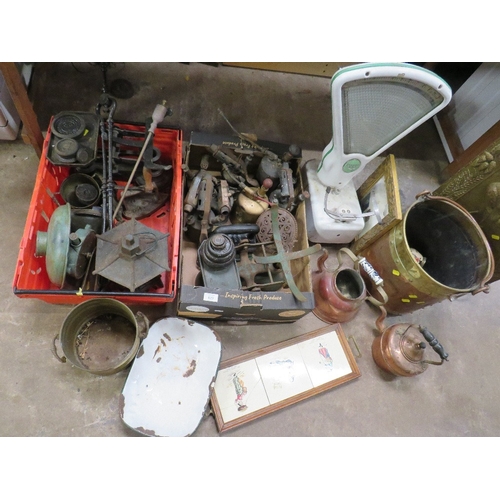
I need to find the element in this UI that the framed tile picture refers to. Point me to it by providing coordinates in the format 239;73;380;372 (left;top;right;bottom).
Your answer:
210;324;360;433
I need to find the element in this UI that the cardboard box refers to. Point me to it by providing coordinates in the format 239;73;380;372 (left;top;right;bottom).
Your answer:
13;121;183;305
177;132;315;323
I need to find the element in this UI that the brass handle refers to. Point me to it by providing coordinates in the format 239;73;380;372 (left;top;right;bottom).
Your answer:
366;285;389;306
51;333;66;364
337;247;359;268
135;311;150;340
348;335;362;358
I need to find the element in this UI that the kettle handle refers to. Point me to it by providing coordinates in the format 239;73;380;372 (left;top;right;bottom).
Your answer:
419;326;449;363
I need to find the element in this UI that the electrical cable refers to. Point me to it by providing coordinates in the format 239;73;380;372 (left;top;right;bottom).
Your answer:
323;187;375;222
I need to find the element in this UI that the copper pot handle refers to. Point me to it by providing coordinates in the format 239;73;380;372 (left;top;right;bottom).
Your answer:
337;247;359;268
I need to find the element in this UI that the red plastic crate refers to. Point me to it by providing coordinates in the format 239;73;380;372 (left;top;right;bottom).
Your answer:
13;121;183;305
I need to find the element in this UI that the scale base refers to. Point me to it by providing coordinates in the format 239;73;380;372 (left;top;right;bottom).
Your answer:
304;160;365;244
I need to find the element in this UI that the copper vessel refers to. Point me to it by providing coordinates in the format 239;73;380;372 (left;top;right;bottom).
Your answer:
312;247;387;324
372;306;449;377
356;192;494;315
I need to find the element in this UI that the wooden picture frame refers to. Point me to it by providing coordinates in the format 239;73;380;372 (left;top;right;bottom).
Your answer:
210;324;360;433
350;154;402;254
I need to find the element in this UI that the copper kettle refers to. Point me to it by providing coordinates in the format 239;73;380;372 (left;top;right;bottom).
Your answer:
372;306;449;377
312;247;388;324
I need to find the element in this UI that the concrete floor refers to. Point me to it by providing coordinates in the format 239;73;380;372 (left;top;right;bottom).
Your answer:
2;62;500;438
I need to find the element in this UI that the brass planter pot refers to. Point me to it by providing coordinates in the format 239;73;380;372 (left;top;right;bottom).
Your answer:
53;298;148;375
356;192;494;315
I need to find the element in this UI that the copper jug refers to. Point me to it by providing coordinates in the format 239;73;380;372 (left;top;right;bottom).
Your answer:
372;306;449;376
312;247;388;323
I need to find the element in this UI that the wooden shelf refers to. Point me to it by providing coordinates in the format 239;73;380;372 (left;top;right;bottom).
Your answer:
0;62;43;158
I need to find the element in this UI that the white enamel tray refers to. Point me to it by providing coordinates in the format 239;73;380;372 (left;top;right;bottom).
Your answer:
120;317;221;437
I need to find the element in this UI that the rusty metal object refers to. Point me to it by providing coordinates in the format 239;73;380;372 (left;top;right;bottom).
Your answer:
268;163;295;210
217;179;231;218
208;143;259;187
60;173;101;209
253;205;322;302
256;207;297;252
93;218;169;292
120;317;222;437
184;156;209;213
48;111;99;168
257;155;282;186
237;243;285;291
372;306;449;377
356;192;494;314
198;234;241;289
142;166;155;193
121;189;169;219
66;225;97;281
199;175;214;242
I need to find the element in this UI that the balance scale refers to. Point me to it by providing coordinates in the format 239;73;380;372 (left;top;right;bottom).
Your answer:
305;62;452;244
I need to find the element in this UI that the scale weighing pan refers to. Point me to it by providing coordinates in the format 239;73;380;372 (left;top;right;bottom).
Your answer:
120;317;221;437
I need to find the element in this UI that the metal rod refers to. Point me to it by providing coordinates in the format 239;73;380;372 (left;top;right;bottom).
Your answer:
98;116;108;232
106;97;117;229
112;131;153;221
